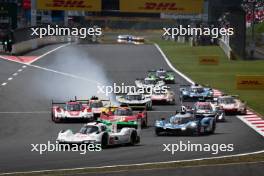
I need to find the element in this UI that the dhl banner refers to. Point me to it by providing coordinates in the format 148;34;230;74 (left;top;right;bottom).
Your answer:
120;0;204;13
199;56;219;65
236;75;264;90
37;0;101;11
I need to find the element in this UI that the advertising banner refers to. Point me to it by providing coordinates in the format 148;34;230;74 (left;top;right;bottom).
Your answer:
37;0;101;11
120;0;204;14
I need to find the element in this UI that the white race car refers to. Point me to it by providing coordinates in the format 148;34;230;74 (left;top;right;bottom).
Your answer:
150;90;176;105
86;96;110;118
117;35;144;43
116;92;152;110
57;122;140;148
51;99;93;123
216;95;247;115
135;77;165;93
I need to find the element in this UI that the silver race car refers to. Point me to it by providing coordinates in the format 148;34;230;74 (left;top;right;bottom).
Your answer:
193;101;225;122
116;92;152;110
135;77;165;93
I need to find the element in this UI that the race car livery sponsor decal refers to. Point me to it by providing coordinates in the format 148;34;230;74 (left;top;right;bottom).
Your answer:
120;0;204;13
37;0;101;11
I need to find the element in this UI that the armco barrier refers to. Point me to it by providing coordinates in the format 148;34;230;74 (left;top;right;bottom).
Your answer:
12;36;78;55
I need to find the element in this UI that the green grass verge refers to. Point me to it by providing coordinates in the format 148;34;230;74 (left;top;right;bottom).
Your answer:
152;39;264;116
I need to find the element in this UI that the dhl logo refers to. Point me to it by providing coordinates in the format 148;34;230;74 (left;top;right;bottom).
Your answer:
199;56;219;65
201;59;216;62
236;75;264;89
238;80;262;85
46;0;89;8
140;2;184;10
36;0;101;11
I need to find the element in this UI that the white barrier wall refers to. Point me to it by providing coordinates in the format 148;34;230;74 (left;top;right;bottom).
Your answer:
12;36;78;55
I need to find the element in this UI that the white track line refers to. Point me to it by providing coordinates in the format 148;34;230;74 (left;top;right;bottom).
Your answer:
28;44;71;64
154;43;194;84
0;44;71;90
29;64;103;85
1;150;263;176
0;111;49;114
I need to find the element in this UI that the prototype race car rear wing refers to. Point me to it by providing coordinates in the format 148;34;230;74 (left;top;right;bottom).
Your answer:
51;100;66;106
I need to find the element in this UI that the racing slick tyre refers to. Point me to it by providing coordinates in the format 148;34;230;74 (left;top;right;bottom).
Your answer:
147;101;152;110
155;127;163;136
51;113;60;123
169;99;176;105
209;120;216;134
194;124;202;136
101;133;109;149
129;131;138;145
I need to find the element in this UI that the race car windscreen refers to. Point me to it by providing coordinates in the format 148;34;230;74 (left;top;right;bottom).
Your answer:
196;104;212;110
192;87;204;93
218;97;235;104
170;116;193;124
65;103;82;111
114;108;133;116
90;101;103;108
144;79;156;85
126;94;142;100
79;126;99;134
156;71;166;77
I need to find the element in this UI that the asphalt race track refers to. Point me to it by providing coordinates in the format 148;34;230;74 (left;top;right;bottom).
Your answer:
0;44;263;173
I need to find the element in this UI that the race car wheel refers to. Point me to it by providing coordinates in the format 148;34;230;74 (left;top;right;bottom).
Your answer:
155;127;163;136
51;113;60;123
101;133;108;149
130;131;137;145
194;124;202;136
170;99;176;105
209;120;216;134
141;116;148;128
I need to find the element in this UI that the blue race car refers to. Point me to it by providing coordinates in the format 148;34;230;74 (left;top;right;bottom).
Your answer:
180;84;213;101
155;110;216;136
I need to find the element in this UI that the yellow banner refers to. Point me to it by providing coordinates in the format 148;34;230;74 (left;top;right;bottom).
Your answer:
120;0;204;13
199;56;219;65
37;0;101;11
236;75;264;90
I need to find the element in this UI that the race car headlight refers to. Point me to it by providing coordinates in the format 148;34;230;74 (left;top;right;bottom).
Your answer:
181;127;186;131
218;113;224;119
57;114;63;117
190;122;197;128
